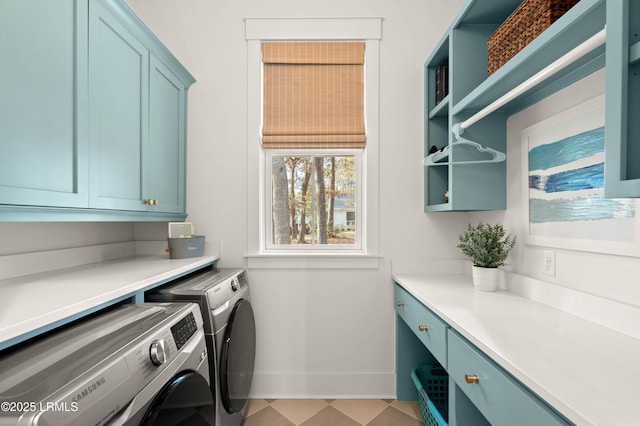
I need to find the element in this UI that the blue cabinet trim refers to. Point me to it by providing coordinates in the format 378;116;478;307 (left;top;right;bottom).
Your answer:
0;205;187;222
97;0;195;88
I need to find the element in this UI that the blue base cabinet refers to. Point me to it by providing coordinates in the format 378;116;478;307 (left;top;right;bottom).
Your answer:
395;284;448;368
448;383;491;426
0;0;195;221
447;331;567;426
394;283;570;426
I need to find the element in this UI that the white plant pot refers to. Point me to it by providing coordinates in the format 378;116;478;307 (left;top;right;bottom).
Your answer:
471;266;498;292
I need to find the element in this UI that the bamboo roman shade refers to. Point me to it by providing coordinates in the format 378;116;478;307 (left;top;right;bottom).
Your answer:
261;41;366;149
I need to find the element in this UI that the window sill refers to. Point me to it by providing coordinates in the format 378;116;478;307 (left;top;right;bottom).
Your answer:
245;253;381;269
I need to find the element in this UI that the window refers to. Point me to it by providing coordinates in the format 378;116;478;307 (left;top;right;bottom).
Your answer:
266;152;361;250
246;19;381;266
261;41;364;251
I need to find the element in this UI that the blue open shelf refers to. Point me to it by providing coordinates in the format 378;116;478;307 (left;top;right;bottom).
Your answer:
424;0;606;212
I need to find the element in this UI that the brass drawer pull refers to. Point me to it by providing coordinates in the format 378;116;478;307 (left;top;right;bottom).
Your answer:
418;325;429;332
464;374;479;384
396;301;405;307
144;199;159;205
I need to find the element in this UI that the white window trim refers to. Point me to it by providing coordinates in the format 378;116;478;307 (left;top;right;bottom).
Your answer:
245;18;381;269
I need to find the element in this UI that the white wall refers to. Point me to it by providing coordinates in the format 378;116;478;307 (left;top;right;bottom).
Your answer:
476;69;640;308
125;0;469;397
0;222;134;256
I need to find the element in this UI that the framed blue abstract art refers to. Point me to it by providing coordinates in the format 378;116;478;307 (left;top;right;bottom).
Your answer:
521;95;640;256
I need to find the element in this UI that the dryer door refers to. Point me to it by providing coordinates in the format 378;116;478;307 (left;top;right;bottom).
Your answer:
141;371;214;425
220;298;256;414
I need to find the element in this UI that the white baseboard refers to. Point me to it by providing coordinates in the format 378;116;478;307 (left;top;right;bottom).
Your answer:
248;371;396;399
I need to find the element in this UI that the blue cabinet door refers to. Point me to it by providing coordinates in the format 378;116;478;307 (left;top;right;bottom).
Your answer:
145;55;187;214
394;284;448;368
448;331;568;426
605;0;640;197
88;0;148;211
0;0;88;208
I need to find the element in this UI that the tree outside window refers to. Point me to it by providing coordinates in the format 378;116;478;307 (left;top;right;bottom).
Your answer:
270;154;358;247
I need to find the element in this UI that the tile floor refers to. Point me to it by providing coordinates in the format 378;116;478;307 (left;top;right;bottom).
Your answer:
242;399;423;426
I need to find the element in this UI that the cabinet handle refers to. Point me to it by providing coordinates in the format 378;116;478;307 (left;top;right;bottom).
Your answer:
418;325;429;332
396;301;405;307
464;374;479;384
144;199;159;205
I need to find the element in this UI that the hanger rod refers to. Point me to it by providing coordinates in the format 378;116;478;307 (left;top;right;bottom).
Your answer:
459;27;606;131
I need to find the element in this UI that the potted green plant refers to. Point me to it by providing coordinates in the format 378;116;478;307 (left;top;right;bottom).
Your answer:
457;222;516;291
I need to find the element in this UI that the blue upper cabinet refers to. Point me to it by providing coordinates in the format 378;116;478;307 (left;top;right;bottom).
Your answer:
0;0;89;209
89;1;193;215
0;0;195;220
89;0;149;212
423;0;606;212
605;0;640;197
145;56;187;214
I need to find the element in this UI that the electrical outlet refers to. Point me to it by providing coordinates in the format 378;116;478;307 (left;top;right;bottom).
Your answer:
542;250;556;277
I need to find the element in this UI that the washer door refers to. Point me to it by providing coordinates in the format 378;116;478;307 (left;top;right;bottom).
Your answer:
142;371;214;425
220;298;256;414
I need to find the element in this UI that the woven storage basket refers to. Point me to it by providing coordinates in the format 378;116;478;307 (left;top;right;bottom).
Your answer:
487;0;580;75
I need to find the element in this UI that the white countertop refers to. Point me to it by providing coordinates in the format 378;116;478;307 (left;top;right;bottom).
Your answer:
0;254;218;348
393;272;640;426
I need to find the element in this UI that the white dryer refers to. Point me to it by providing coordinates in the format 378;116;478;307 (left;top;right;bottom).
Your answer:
0;302;214;425
146;268;256;426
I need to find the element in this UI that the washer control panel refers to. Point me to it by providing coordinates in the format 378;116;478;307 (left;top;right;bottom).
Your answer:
170;312;198;350
237;270;248;288
207;275;238;307
230;276;239;292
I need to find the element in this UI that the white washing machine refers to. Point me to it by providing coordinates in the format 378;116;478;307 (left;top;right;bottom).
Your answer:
0;302;214;425
146;268;256;426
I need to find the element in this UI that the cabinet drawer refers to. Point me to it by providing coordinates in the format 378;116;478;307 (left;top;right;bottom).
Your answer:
448;331;568;426
394;284;447;367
